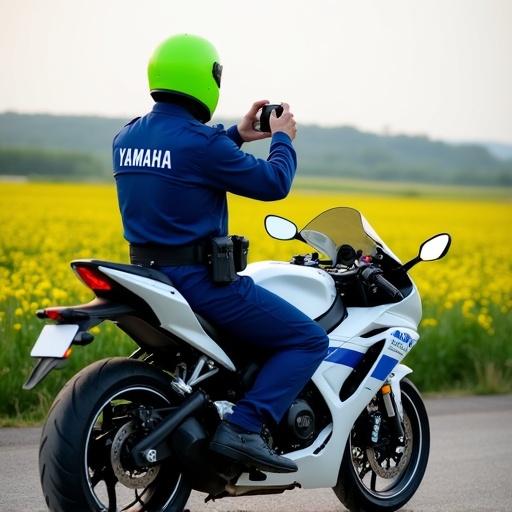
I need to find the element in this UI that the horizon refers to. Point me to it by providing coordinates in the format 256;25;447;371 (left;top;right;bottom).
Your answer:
1;109;511;149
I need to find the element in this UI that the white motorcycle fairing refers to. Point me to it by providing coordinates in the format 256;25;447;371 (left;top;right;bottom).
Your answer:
238;262;421;489
101;260;422;491
100;266;236;371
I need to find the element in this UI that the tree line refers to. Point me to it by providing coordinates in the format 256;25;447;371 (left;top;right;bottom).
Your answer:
1;112;511;185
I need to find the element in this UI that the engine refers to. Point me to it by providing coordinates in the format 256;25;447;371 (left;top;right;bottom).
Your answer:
282;399;316;450
273;384;331;453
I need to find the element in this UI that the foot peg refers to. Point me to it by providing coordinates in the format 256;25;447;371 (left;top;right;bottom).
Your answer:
248;468;267;481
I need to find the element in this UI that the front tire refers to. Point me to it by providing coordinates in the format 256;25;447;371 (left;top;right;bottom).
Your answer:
333;378;430;512
39;357;191;512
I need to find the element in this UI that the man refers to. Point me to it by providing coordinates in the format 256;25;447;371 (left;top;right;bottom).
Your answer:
113;34;328;473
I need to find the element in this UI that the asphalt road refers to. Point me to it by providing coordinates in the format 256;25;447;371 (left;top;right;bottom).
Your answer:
1;395;511;512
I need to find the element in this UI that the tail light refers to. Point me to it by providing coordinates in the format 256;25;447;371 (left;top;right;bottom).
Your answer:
74;265;113;292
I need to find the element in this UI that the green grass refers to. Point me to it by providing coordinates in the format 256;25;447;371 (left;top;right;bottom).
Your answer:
405;304;512;394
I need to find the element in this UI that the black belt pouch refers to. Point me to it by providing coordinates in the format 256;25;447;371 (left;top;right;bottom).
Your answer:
210;236;237;284
231;235;249;272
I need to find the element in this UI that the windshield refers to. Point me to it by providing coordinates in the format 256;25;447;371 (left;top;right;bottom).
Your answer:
299;207;401;264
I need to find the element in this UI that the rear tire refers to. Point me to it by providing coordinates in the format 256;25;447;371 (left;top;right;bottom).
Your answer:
333;378;429;512
39;357;191;512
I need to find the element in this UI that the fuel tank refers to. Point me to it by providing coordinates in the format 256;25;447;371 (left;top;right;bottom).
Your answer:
241;261;337;319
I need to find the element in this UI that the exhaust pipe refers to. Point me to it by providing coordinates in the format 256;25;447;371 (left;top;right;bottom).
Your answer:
131;391;207;466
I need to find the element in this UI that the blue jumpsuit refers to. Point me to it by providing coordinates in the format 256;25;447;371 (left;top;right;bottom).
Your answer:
113;102;328;433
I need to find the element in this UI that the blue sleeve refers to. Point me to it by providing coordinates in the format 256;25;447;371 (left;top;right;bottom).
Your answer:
226;125;244;148
201;129;297;201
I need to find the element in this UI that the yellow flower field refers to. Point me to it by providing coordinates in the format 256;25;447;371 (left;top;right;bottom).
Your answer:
0;182;511;421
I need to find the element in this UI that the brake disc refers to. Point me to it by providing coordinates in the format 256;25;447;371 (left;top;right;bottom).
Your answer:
366;414;413;479
110;421;160;489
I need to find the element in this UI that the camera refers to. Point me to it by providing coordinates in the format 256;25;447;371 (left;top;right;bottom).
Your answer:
253;104;284;132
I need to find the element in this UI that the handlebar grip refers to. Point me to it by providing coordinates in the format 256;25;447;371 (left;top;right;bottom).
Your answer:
373;273;404;301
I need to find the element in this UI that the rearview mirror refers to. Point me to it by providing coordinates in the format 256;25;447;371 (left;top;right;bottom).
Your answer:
264;215;298;241
419;233;451;261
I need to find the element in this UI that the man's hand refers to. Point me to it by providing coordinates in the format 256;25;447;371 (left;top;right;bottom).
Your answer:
237;100;272;142
270;103;296;140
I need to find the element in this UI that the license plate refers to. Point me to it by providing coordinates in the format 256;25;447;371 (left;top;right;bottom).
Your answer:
30;324;79;358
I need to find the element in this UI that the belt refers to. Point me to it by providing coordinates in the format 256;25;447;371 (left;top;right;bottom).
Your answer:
130;242;210;267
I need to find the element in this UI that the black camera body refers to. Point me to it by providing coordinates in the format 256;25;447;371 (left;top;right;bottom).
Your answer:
254;104;284;132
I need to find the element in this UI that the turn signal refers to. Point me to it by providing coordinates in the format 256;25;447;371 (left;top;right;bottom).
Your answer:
381;384;392;395
45;309;62;321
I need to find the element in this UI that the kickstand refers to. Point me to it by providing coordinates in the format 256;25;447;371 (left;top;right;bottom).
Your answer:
205;491;229;503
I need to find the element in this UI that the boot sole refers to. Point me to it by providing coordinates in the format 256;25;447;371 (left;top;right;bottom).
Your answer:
209;441;297;474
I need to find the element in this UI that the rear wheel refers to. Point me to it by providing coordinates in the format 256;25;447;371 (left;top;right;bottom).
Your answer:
333;378;429;512
39;357;191;512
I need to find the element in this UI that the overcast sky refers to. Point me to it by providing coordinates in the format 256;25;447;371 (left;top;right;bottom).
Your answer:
1;0;511;143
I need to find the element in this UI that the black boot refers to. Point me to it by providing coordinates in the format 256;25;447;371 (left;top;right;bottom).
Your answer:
210;421;298;474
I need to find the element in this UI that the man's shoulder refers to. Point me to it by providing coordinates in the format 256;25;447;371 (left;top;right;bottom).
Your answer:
124;116;141;127
208;122;229;135
178;121;234;148
191;120;226;137
113;115;143;145
203;123;242;148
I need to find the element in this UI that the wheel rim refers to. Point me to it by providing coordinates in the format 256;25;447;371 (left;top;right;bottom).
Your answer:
349;389;423;500
83;386;183;512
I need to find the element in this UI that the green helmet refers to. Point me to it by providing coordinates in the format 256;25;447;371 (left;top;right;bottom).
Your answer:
147;34;222;122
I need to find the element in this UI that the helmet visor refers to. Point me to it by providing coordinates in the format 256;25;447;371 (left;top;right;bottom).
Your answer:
212;62;223;88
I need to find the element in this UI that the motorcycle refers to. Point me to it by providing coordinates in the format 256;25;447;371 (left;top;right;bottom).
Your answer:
24;206;451;512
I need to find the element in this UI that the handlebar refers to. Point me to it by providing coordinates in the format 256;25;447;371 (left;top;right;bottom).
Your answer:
359;266;404;301
373;273;404;301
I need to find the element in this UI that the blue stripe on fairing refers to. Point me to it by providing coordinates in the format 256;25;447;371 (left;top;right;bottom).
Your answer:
324;347;365;368
371;354;399;380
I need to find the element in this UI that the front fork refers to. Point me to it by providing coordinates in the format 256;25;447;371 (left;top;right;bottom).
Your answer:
380;383;405;438
371;364;412;444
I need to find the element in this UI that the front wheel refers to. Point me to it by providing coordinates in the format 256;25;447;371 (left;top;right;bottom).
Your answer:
39;357;191;512
333;378;430;512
